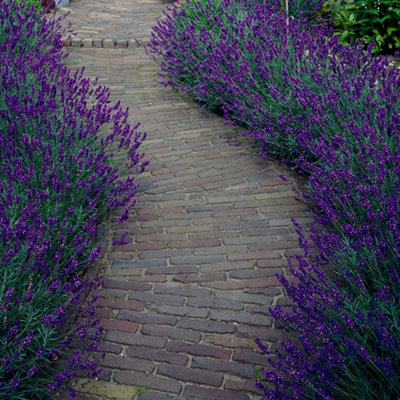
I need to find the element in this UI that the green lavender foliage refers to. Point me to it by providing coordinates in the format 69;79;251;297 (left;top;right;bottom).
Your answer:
149;0;400;397
0;1;146;398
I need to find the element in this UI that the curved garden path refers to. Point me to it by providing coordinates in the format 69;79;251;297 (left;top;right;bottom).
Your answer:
57;1;313;399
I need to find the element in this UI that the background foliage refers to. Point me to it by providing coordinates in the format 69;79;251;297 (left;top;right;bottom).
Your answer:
327;0;400;53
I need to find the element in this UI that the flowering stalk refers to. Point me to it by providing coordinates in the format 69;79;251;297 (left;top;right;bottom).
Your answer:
0;0;147;397
149;0;400;398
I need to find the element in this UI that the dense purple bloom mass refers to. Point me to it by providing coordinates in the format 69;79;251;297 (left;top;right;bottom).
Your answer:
149;0;400;398
0;0;146;397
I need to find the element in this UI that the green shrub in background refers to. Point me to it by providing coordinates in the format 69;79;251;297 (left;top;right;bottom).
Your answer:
327;0;400;53
15;0;42;11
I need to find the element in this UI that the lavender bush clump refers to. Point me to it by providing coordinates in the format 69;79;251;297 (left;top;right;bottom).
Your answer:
149;1;400;398
149;0;398;163
0;1;146;398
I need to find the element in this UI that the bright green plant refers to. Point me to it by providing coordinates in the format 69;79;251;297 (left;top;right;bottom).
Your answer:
329;0;400;53
15;0;42;11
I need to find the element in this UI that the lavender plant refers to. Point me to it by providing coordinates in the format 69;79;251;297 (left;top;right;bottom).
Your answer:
0;1;147;398
149;0;398;162
149;1;400;398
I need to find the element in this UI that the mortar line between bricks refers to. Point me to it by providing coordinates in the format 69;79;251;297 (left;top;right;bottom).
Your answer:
62;37;148;49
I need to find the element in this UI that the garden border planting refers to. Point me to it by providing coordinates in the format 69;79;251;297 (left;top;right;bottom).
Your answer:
149;0;400;397
0;1;146;398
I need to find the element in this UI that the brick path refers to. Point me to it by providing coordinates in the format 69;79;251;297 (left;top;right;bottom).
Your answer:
58;2;313;399
57;0;167;45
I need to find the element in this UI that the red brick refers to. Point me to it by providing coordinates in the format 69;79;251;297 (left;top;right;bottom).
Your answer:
173;272;226;283
117;310;177;325
219;221;266;231
108;252;133;260
146;265;198;275
225;379;264;393
166;341;231;359
186;297;243;311
188;231;237;240
113;241;166;251
212;208;258;217
232;350;267;365
177;317;234;333
158;364;223;387
248;240;299;252
105;331;166;348
201;281;245;290
98;342;122;354
102;278;152;291
244;287;281;297
135;234;185;243
152;165;188;176
192;357;255;378
230;268;282;279
100;354;154;373
246;277;281;288
126;346;188;365
138;392;184;400
183;385;251;400
100;319;138;333
153;285;211;298
246;304;270;315
96;297;145;311
257;258;290;268
96;288;126;298
141;325;202;342
213;290;271;305
259;179;290;187
199;261;253;273
237;325;279;340
129;274;167;283
204;334;257;349
94;307;113;319
128;292;185;306
166;224;215;233
227;251;282;261
210;310;271;327
153;305;209;319
114;371;181;394
139;207;185;215
170;239;220;249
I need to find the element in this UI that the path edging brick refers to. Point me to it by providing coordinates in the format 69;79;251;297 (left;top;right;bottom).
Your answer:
63;36;145;48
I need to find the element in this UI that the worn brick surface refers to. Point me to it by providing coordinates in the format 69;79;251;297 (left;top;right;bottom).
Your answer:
158;364;224;387
184;385;252;400
192;357;255;379
166;341;231;359
126;346;188;365
62;0;313;396
100;354;154;373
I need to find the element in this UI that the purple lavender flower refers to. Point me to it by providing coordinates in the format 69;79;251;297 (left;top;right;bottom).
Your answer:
1;0;146;397
149;0;400;398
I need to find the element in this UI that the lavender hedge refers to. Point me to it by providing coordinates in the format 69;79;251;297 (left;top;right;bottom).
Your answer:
0;1;147;398
149;1;400;398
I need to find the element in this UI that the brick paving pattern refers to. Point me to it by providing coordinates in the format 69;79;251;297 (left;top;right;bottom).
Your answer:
57;0;168;43
57;1;313;399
